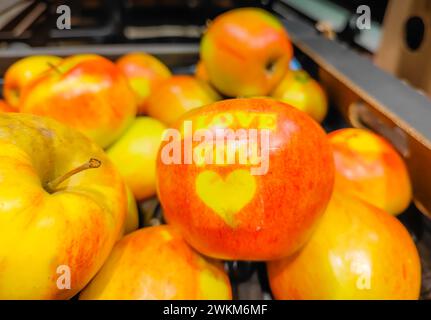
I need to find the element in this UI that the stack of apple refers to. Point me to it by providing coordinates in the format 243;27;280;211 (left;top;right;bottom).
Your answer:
0;7;421;300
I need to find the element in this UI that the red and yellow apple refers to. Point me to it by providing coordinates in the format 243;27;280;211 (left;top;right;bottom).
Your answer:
3;55;62;109
271;70;328;123
116;52;171;114
267;192;421;300
0;99;15;112
147;75;220;126
328;128;412;215
195;60;210;83
200;8;293;97
156;98;334;260
19;54;137;148
79;225;232;300
0;113;127;299
124;186;139;234
107;116;167;201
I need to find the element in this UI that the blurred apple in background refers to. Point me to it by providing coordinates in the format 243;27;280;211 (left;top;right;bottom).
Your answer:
147;75;220;126
19;54;137;148
271;70;328;123
157;98;334;261
0;113;127;299
107;116;167;201
328;128;412;215
200;8;293;97
80;225;232;300
117;52;172;115
0;99;15;112
195;60;210;83
267;192;421;300
3;55;62;110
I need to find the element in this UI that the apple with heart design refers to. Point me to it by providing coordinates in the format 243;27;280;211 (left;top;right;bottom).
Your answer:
267;192;421;299
79;225;232;300
156;98;334;260
200;8;293;97
0;113;127;299
116;52;172;115
328;128;412;215
3;55;62;110
19;54;137;148
195;170;257;227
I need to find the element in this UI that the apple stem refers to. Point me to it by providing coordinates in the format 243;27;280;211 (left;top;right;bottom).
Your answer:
47;62;62;75
45;158;101;193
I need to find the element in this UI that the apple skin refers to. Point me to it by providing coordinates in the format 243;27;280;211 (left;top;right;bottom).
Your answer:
156;98;334;260
147;75;220;126
0;113;127;299
3;55;62;109
328;128;412;215
271;70;328;123
19;54;137;148
267;192;421;300
195;60;210;83
79;225;232;300
0;99;16;112
200;8;293;97
116;52;171;115
107;117;167;201
124;186;139;234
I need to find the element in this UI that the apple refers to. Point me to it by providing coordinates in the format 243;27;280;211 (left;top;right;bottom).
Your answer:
107;116;167;201
0;113;127;299
156;98;334;260
116;52;171;115
271;70;328;123
0;99;15;112
328;128;412;215
195;60;210;83
147;75;220;126
267;192;421;300
200;8;293;97
19;54;137;148
79;225;232;299
124;186;139;234
3;55;62;109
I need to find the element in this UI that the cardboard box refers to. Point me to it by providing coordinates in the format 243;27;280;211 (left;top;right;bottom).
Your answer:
375;0;431;96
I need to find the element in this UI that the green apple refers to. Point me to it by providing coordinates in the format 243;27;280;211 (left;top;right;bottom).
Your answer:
107;117;167;201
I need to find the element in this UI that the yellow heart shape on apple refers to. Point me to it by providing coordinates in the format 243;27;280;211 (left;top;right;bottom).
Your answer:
195;169;256;227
